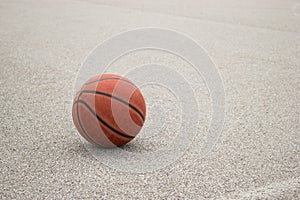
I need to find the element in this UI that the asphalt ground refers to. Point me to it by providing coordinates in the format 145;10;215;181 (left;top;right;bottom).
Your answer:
0;0;299;199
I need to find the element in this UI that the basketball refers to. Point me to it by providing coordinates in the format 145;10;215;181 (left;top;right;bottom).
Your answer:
72;74;146;147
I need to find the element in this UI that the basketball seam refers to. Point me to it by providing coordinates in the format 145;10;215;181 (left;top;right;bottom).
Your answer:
76;93;97;144
84;77;135;86
74;99;135;139
80;90;145;121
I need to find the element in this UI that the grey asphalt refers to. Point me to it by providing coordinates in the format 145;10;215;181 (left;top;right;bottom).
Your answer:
0;0;299;199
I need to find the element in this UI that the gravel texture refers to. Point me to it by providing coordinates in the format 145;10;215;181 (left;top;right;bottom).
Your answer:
0;0;299;199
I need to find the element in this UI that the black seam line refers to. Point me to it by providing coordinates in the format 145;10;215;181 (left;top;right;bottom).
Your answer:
80;90;145;121
84;78;135;86
76;93;97;144
75;99;135;139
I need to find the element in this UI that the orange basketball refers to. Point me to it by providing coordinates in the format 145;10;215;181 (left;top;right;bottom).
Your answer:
72;74;146;147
